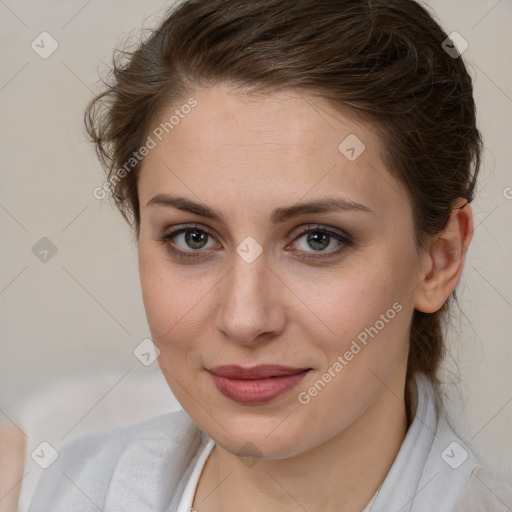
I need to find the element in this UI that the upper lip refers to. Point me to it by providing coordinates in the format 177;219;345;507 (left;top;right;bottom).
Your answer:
207;365;311;380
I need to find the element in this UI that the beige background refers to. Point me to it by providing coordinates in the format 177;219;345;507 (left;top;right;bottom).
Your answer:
0;0;511;503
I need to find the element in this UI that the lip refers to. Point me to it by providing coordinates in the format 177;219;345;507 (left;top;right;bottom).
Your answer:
207;365;311;404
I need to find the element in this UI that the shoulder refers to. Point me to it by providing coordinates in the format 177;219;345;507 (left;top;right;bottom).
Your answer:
28;409;204;512
413;373;511;511
452;465;512;512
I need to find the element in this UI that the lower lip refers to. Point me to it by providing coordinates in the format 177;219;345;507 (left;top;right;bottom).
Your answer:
209;371;310;404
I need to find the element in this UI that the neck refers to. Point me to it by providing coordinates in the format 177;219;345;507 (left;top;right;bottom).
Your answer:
194;366;411;512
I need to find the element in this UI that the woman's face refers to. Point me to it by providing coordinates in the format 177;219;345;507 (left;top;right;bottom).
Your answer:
137;83;425;459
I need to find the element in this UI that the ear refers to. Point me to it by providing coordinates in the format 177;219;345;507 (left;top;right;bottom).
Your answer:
414;198;474;313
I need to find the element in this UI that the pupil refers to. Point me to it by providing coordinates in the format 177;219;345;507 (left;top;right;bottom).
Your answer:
308;232;329;251
186;230;207;249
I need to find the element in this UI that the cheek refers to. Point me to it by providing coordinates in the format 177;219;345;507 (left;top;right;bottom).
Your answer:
299;250;414;381
299;259;407;338
138;243;214;358
139;245;185;344
138;260;201;395
139;249;169;336
291;279;411;447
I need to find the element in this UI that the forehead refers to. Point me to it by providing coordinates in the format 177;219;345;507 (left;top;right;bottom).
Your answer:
152;84;380;158
138;83;407;219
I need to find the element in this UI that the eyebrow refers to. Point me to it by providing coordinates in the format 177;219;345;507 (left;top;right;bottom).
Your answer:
146;194;373;224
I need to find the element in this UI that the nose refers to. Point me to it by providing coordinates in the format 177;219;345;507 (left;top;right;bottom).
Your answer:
214;248;286;346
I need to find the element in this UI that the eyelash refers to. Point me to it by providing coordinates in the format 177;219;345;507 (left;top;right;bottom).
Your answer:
153;223;353;261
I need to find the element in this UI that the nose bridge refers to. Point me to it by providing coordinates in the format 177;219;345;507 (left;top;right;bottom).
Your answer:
216;247;281;341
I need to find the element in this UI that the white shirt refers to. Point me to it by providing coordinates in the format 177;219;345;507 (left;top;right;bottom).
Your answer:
28;372;511;511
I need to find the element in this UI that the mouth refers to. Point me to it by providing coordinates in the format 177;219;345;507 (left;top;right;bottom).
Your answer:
207;365;312;404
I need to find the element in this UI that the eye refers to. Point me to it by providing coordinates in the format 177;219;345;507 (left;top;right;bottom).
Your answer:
287;224;353;259
154;224;219;260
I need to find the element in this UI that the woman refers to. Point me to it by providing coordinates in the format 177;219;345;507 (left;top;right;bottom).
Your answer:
28;0;512;510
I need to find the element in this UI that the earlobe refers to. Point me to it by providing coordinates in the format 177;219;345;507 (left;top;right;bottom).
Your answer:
414;198;474;314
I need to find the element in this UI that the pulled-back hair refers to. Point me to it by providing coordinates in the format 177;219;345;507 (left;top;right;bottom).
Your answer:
85;0;482;417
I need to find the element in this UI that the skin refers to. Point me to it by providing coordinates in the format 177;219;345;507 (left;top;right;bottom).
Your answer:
137;83;473;511
0;421;25;512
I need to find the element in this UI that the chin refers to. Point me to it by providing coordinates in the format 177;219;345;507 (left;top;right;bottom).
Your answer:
201;413;308;460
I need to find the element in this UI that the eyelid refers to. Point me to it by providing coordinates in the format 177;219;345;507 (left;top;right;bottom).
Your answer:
289;223;351;242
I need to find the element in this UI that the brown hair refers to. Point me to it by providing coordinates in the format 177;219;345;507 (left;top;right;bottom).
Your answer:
85;0;482;420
